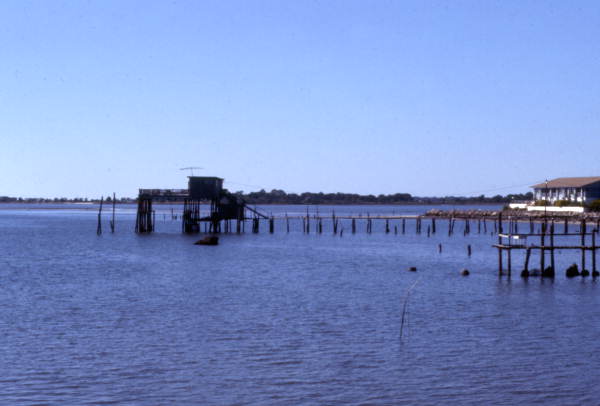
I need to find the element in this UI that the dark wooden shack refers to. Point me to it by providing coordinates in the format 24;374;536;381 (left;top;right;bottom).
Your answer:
188;177;223;200
135;176;266;234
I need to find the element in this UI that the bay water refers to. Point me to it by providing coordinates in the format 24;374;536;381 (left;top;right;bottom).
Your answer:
1;204;599;405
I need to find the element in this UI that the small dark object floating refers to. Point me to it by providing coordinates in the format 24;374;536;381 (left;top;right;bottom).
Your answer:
408;266;417;272
194;236;219;246
581;269;590;277
461;269;470;276
542;267;555;278
521;269;529;278
593;270;600;278
566;263;579;278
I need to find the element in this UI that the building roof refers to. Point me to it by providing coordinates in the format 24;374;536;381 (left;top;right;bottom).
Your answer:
188;176;224;181
532;177;600;189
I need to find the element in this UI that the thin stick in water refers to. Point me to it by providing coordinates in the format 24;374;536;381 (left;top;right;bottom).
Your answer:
400;278;420;341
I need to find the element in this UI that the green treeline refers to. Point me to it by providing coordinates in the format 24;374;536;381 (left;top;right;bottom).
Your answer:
235;189;534;205
237;189;413;205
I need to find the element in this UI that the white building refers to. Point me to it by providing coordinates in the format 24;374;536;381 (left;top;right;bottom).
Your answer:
532;177;600;204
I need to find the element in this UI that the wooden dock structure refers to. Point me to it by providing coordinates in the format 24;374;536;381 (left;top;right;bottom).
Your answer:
133;177;600;278
493;216;600;278
135;177;268;234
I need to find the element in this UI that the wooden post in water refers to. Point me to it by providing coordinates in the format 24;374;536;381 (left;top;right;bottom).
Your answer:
333;212;338;235
432;218;436;234
498;212;503;234
540;222;545;272
352;218;356;234
592;231;597;275
550;222;555;272
97;196;103;235
507;236;512;276
467;244;472;257
136;199;141;232
385;219;390;234
530;218;534;234
498;233;503;276
110;192;116;233
402;218;406;234
524;248;532;273
581;220;586;272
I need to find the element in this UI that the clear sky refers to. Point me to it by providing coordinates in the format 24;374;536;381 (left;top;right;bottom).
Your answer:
1;1;599;198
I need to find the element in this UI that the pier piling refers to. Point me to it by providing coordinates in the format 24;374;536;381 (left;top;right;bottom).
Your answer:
110;193;116;233
97;196;103;235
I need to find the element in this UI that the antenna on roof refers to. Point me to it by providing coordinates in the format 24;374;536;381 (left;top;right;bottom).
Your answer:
180;167;204;176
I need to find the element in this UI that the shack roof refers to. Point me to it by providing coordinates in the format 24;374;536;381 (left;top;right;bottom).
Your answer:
188;176;223;179
531;177;600;189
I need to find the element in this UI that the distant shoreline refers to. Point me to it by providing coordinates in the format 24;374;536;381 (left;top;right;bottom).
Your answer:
0;202;506;208
0;190;531;206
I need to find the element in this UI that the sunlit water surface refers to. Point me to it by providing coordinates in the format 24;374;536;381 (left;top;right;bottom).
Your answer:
1;204;599;405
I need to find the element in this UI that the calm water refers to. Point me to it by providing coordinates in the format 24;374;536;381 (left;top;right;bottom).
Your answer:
1;204;600;405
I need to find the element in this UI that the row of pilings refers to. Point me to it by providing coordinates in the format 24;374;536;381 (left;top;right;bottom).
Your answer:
495;214;600;279
136;206;600;238
167;213;560;237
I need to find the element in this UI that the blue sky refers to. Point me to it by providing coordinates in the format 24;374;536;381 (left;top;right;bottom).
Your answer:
1;1;599;198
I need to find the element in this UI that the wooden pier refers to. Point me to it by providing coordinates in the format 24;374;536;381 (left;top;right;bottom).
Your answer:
493;217;600;278
135;177;268;234
133;176;600;278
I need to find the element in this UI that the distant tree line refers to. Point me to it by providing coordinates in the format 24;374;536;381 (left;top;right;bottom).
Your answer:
0;191;533;205
235;189;414;205
233;190;534;205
